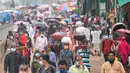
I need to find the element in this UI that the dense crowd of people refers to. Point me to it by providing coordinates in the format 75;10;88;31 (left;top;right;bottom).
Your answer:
3;1;130;73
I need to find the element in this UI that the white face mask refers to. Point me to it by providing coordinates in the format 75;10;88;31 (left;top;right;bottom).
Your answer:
10;36;13;39
25;34;28;36
10;48;16;52
39;61;43;65
103;35;108;39
76;61;80;67
19;72;27;73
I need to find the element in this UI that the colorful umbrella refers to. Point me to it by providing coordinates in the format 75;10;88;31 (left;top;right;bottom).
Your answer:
57;3;68;11
51;32;66;39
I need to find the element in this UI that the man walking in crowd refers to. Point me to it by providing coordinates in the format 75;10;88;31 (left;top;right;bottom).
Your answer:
69;54;89;73
101;51;125;73
39;54;56;73
4;44;24;73
60;36;74;70
44;45;57;64
77;39;95;71
36;33;48;52
91;27;102;56
4;30;15;53
101;33;114;61
56;60;70;73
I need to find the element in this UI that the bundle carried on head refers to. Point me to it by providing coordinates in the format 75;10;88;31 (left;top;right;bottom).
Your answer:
73;26;86;41
61;36;71;44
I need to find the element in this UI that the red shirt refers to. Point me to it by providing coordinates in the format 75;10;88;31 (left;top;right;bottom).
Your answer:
102;39;113;55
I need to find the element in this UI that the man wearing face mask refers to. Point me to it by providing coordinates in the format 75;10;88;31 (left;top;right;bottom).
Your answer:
4;44;24;73
101;33;114;62
36;33;48;52
56;60;70;73
4;30;15;53
69;55;89;73
60;37;74;70
101;51;125;73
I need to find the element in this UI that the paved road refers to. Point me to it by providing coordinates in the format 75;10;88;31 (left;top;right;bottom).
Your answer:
0;53;104;73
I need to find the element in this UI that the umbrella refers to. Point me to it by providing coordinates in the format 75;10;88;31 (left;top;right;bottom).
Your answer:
70;14;80;18
64;18;72;23
115;29;130;34
57;3;68;11
37;5;49;10
42;11;49;14
15;21;26;25
51;32;66;39
33;21;49;28
112;23;127;33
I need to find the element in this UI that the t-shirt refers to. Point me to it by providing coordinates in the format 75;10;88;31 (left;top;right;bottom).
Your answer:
91;30;101;43
77;49;91;68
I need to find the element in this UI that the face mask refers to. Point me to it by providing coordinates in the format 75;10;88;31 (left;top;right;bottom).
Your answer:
25;34;28;36
10;48;16;52
60;70;67;73
103;35;108;39
109;35;113;40
76;61;80;67
64;45;69;49
10;36;13;39
19;72;27;73
39;61;43;65
108;58;115;64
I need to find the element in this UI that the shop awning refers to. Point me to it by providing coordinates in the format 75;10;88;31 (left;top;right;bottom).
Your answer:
118;0;130;7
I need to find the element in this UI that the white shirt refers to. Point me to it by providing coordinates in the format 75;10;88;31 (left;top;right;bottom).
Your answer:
36;36;48;51
91;30;101;43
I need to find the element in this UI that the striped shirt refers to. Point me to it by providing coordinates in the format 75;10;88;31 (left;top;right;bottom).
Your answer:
77;49;91;68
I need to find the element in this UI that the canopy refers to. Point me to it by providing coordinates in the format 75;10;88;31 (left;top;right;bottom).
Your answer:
118;0;130;7
0;12;13;22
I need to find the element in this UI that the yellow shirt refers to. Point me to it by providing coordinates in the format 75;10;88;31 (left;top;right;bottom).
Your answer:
69;65;89;73
101;61;125;73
